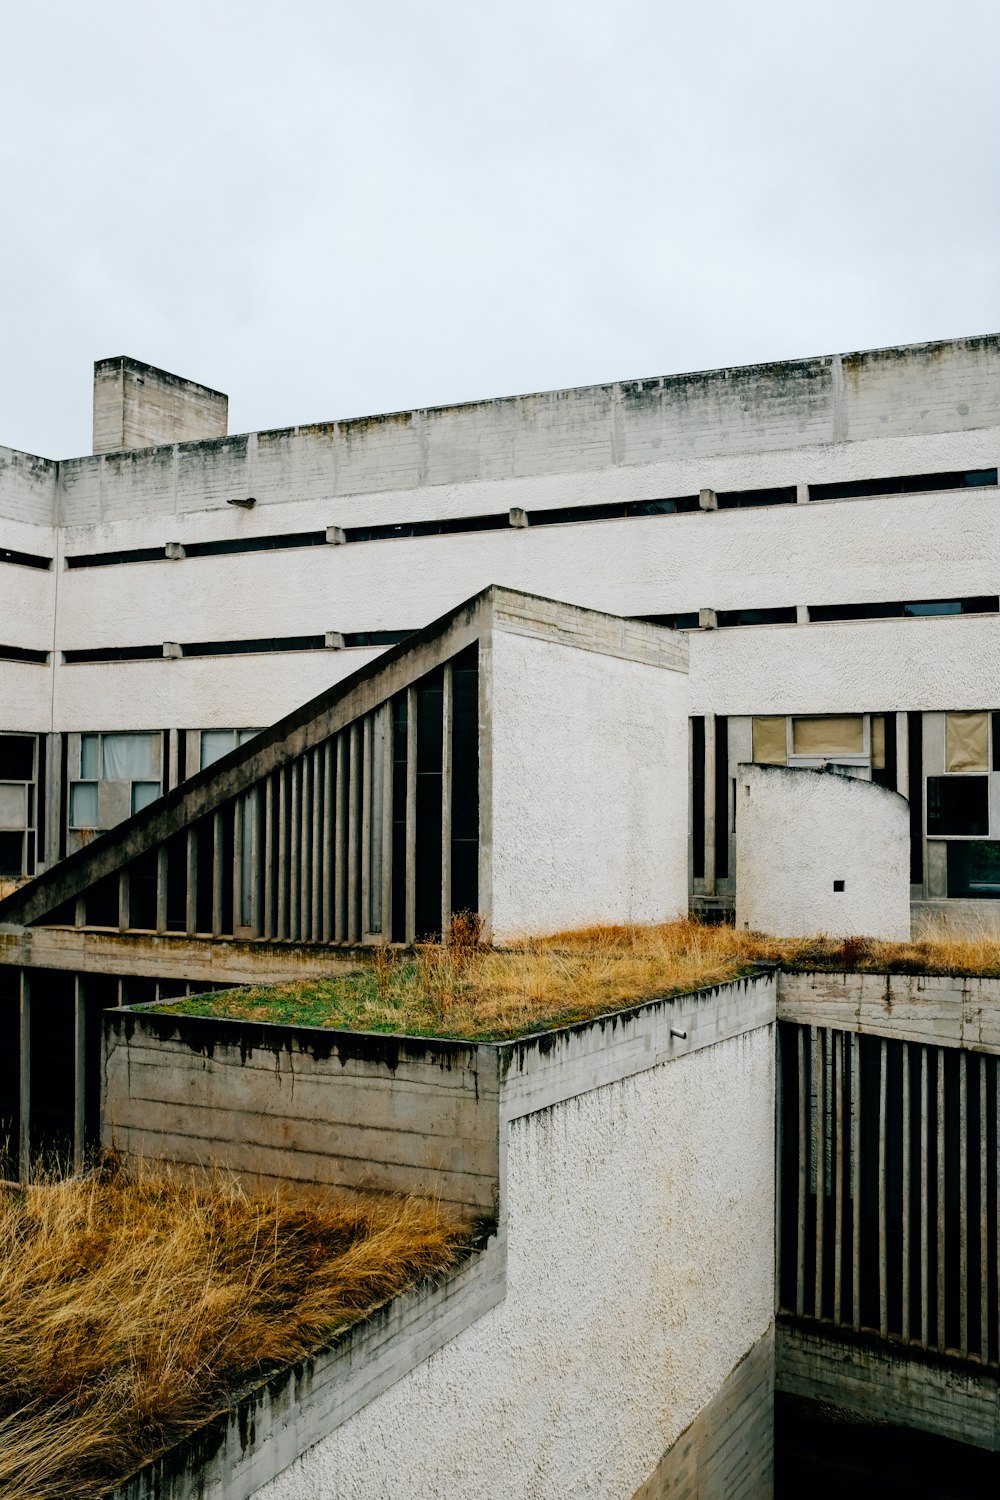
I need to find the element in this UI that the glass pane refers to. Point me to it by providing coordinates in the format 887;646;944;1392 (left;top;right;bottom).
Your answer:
0;785;26;828
948;840;1000;898
0;735;34;781
945;712;988;773
70;782;99;829
927;775;989;837
871;715;886;770
201;730;237;769
0;831;23;877
80;734;99;780
103;733;156;780
792;716;864;757
752;717;786;765
131;781;160;815
237;728;259;745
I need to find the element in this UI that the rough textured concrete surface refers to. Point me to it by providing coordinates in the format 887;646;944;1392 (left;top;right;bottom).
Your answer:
254;1024;775;1500
92;357;228;455
736;764;910;939
488;618;688;936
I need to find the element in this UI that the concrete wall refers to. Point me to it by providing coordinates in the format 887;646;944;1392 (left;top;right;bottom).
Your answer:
102;1011;501;1221
488;609;688;937
92;357;228;455
777;967;1000;1051
777;1321;1000;1452
106;974;776;1500
736;765;910;940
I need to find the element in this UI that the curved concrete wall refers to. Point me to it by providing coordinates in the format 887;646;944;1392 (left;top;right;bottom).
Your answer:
735;764;910;940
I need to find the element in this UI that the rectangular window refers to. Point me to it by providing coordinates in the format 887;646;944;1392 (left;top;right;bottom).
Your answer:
945;711;989;773
908;712;923;882
131;781;160;815
102;733;156;780
0;736;34;781
0;831;22;877
201;730;238;769
947;840;1000;898
80;735;99;780
752;717;786;765
691;717;705;879
69;782;99;829
927;775;989;837
791;716;864;758
0;784;26;827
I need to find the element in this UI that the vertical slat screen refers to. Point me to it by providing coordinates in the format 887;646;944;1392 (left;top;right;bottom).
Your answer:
778;1022;999;1366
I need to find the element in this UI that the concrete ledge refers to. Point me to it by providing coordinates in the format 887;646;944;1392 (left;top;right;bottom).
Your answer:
498;972;776;1121
110;1235;507;1500
777;969;1000;1052
632;1325;774;1500
776;1318;1000;1452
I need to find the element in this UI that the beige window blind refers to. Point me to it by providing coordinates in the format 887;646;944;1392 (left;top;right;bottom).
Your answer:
945;711;989;773
791;715;864;757
752;717;787;765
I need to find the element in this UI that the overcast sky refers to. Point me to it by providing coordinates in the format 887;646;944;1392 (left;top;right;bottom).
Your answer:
2;0;999;458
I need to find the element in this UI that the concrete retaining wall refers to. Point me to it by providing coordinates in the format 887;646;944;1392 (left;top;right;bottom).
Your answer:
102;1011;501;1221
776;1320;1000;1452
106;973;777;1499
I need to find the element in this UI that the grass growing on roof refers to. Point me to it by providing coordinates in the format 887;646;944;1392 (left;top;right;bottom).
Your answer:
0;1161;469;1500
160;916;1000;1042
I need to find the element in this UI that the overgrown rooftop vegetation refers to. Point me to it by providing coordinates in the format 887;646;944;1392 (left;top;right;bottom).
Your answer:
159;917;1000;1043
0;1164;469;1500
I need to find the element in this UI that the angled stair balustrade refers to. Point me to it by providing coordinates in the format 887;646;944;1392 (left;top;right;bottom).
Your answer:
0;590;490;952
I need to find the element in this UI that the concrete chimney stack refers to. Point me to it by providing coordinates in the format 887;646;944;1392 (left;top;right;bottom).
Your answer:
92;356;228;454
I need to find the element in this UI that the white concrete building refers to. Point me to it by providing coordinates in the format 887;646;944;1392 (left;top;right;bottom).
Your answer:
2;338;1000;927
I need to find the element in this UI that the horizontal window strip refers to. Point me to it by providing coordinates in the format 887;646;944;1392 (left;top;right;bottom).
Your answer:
66;547;167;569
343;514;511;542
525;496;701;527
60;634;412;664
0;547;52;570
809;595;999;623
184;532;327;558
716;606;797;627
635;611;700;630
715;486;797;509
809;468;998;502
0;644;49;663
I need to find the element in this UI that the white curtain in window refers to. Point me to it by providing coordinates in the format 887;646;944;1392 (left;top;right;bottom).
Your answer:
201;730;237;769
103;733;156;780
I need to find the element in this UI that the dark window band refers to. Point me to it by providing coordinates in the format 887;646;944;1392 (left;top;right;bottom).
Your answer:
809;468;997;502
0;644;49;663
0;547;52;570
809;596;998;623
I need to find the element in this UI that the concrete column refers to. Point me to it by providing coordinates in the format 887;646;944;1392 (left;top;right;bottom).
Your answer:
278;767;290;939
44;732;62;869
347;726;361;943
360;718;372;940
704;714;717;897
895;712;910;799
441;662;453;941
73;975;86;1174
118;869;129;932
380;711;393;945
335;736;348;941
264;775;277;940
405;686;418;945
310;752;322;942
290;760;302;941
185;826;197;935
321;748;334;943
18;970;30;1183
212;809;224;936
156;845;168;933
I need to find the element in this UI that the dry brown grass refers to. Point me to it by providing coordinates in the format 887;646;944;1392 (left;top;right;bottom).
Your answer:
0;1161;469;1500
165;916;1000;1042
